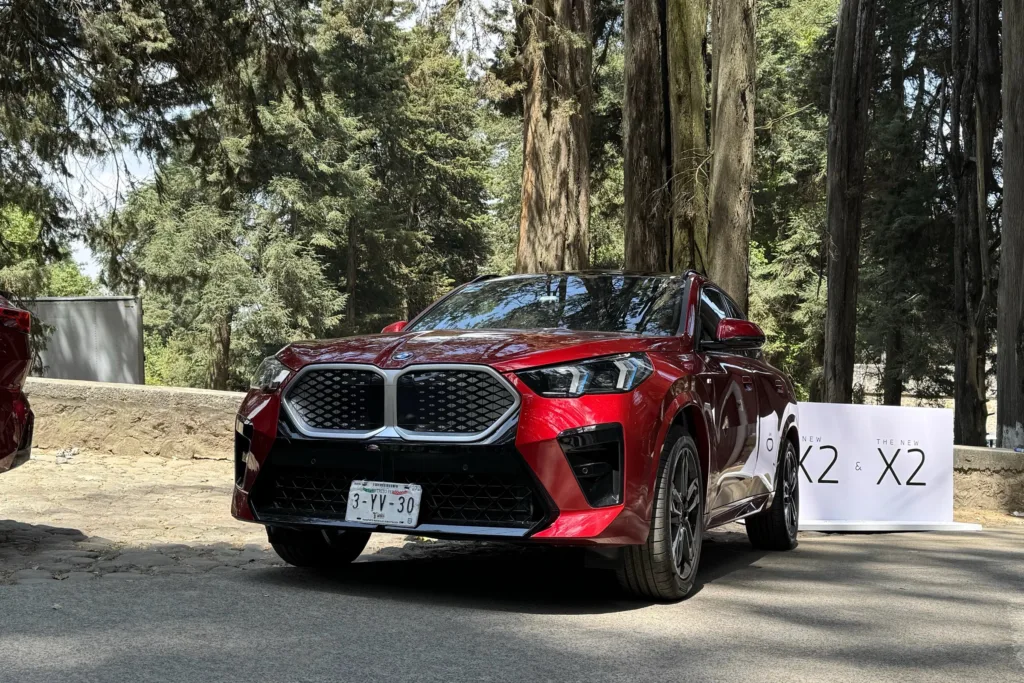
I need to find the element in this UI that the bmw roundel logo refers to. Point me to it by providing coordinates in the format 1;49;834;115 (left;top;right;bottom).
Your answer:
393;351;413;361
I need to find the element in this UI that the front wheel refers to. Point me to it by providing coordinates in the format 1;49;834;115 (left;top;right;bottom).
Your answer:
617;430;704;601
745;439;799;550
268;526;371;568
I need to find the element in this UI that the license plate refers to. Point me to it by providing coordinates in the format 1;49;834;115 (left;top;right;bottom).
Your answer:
345;480;422;528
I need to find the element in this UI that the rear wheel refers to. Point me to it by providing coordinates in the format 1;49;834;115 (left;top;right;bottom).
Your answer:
745;439;799;550
617;430;704;601
268;526;371;568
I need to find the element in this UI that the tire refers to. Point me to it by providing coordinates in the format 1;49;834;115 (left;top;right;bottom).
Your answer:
268;526;371;568
617;429;704;601
746;438;799;551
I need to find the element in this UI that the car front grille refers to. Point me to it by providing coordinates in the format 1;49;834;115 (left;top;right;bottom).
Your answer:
282;365;518;439
285;368;385;431
249;440;549;530
396;369;516;433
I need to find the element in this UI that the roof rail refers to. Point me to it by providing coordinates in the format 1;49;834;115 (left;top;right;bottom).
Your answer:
468;274;501;283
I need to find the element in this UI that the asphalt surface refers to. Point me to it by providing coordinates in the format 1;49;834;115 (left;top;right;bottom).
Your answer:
1;527;1023;683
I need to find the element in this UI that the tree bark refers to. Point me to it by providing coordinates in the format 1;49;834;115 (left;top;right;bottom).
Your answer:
821;0;876;404
210;313;232;391
882;327;904;406
347;219;357;333
999;0;1024;448
707;0;755;311
623;0;669;272
945;0;997;446
516;0;592;273
667;0;710;272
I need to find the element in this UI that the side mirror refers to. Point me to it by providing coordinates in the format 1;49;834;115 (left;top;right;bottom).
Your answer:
712;318;765;350
381;321;408;334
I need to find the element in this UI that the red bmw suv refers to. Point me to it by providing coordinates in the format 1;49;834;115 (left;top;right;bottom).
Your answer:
0;292;34;473
232;272;800;600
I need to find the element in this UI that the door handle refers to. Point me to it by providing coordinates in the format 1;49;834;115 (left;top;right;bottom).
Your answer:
742;376;754;391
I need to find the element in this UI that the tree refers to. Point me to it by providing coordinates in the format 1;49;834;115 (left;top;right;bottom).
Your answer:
708;0;756;311
0;0;318;249
623;0;669;272
942;0;1000;445
667;0;711;272
821;0;876;404
515;0;593;273
98;163;346;390
999;0;1023;448
857;0;957;407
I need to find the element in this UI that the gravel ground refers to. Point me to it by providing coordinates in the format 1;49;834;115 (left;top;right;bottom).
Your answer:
0;451;443;584
2;451;1024;682
1;449;1020;586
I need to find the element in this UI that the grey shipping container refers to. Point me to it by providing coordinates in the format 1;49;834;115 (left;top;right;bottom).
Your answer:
27;297;144;385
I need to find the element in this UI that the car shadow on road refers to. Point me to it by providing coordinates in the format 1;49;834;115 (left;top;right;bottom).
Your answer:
245;528;767;615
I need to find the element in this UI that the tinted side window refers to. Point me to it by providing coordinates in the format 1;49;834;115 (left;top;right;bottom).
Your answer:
723;294;746;321
699;288;730;342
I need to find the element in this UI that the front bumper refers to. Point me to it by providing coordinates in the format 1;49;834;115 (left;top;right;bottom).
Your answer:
232;369;671;546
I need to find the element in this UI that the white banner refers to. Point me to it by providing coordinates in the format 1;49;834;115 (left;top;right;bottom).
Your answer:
796;403;975;531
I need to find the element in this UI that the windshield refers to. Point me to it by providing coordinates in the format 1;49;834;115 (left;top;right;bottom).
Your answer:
407;274;687;336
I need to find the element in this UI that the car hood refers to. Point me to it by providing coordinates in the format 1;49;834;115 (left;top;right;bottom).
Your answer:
278;329;680;372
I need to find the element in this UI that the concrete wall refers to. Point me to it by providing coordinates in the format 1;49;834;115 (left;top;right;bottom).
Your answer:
954;446;1024;512
25;377;243;460
23;378;1024;511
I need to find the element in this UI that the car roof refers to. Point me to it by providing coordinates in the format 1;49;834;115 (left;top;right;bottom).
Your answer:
473;270;697;282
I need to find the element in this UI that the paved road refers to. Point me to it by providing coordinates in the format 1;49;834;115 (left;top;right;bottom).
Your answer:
1;528;1022;683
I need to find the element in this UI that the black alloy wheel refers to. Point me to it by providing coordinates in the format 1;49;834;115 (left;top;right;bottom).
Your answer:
617;429;704;601
746;439;799;551
670;441;703;582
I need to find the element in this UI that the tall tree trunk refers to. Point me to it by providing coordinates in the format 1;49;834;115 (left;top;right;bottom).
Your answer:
667;0;710;272
821;0;876;404
516;0;592;273
999;0;1024;448
708;0;756;311
347;219;357;333
624;0;669;272
210;313;232;391
945;0;997;445
882;327;904;406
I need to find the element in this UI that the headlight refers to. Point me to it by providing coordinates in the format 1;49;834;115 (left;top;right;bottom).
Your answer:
251;357;291;392
517;353;653;398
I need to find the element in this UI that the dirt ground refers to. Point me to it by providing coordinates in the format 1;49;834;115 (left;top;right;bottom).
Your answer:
0;451;436;585
0;451;1020;586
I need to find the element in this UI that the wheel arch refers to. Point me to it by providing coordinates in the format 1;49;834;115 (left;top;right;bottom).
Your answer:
669;403;711;496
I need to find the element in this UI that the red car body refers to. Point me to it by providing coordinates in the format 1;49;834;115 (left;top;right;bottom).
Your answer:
0;293;34;473
232;272;799;555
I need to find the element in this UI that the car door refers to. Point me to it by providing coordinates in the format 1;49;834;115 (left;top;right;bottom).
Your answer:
716;292;785;498
694;286;760;511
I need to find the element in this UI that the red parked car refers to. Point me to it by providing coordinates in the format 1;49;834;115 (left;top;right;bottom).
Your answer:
233;272;799;600
0;292;34;473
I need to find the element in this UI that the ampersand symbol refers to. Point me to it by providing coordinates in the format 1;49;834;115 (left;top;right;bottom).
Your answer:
855;462;862;471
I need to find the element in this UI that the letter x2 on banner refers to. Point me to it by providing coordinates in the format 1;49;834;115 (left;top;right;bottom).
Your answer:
796;403;979;532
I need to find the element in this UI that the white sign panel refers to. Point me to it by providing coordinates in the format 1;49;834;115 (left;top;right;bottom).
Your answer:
796;403;973;531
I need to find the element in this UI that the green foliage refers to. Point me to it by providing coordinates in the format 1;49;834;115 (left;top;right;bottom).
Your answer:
92;0;495;389
45;262;98;297
99;163;345;389
0;206;96;298
750;0;837;397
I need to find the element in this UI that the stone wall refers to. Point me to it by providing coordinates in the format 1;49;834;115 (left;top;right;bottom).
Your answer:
954;446;1024;512
23;378;1024;510
24;377;243;460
